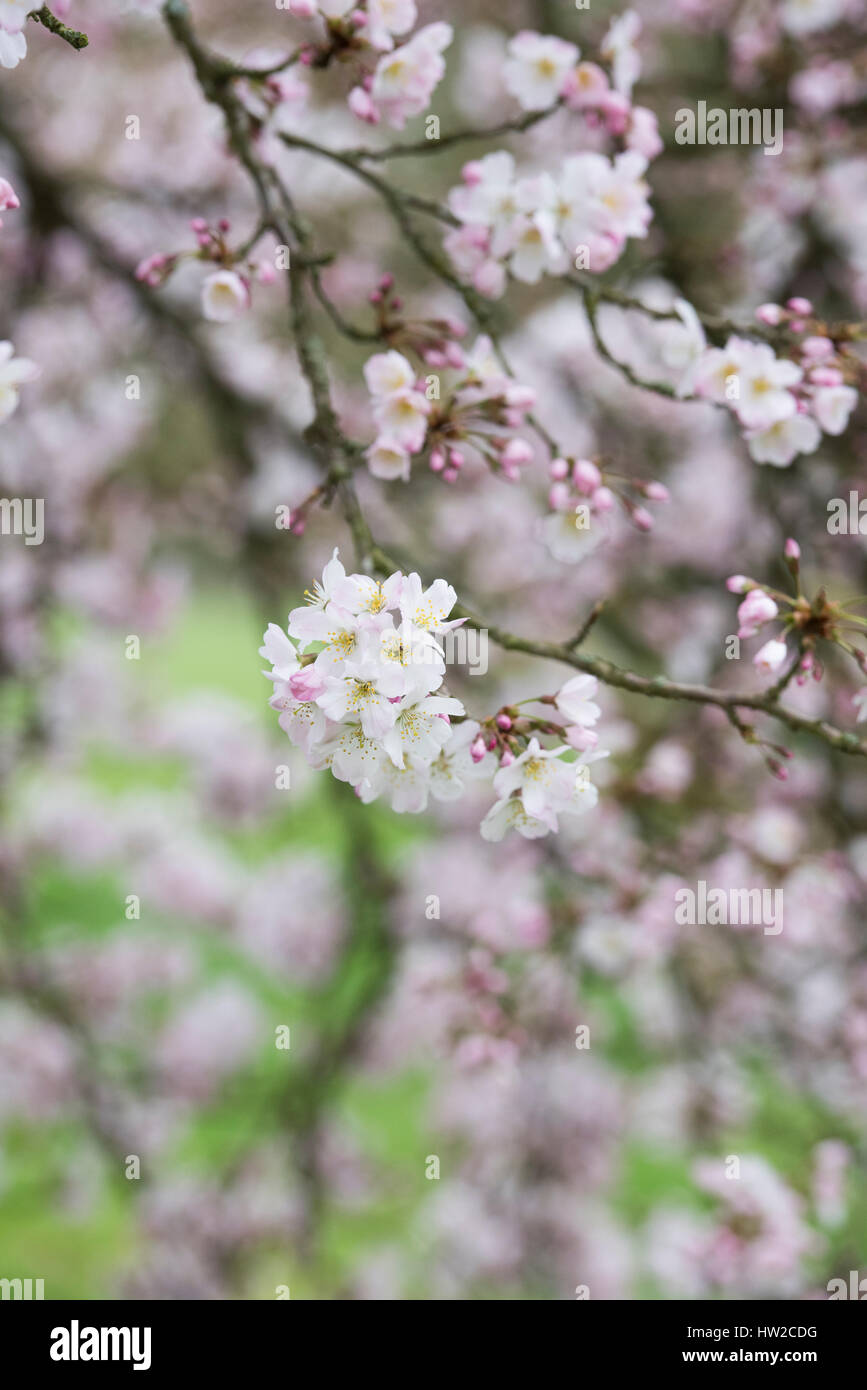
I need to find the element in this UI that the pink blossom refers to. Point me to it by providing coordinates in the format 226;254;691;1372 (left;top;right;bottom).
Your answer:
737;589;779;638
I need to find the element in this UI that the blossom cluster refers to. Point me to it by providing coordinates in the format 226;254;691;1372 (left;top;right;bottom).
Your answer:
676;298;860;466
135;218;280;323
363;335;537;484
286;2;452;130
479;707;606;843
261;549;483;815
542;455;669;563
287;0;417;52
444;147;653;298
348;20;453;129
727;540;867;725
440;15;661;297
261;552;608;838
504;17;658;147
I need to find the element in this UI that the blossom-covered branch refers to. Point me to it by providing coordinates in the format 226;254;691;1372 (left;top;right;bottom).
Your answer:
153;1;867;840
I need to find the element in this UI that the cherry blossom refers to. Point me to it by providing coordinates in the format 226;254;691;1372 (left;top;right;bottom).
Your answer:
503;31;579;112
201;269;251;323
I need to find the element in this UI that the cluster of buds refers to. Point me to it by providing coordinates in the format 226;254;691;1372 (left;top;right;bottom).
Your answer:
470;675;608;840
368;274;467;369
728;538;867;686
678;293;861;466
135;218;277;322
541;454;669;561
563;61;662;158
756;296;864;403
284;7;453;129
548;457;669;531
363;334;537;485
472;674;604;769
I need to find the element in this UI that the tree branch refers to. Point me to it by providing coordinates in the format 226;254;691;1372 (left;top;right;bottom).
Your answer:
160;1;867;764
28;5;88;50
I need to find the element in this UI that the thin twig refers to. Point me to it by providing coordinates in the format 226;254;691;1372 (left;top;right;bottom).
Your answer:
28;5;88;50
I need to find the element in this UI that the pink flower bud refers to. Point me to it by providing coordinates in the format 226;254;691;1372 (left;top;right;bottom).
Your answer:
504;384;537;412
809;367;843;387
462;160;485;186
499;749;515;767
501;438;533;467
548;482;572;511
289;667;327;702
442;467;460;484
738;589;779;638
448;448;465;470
550;457;570;480
429;447;446;472
496;714;512;731
565;725;598;751
348;86;381;124
784;538;801;560
801;336;833;361
134;252;167;283
645;481;669;502
593;486;616;513
756;302;784;326
632;506;654;532
787;296;812;315
726;575;752;593
470;735;487;764
573;458;602;494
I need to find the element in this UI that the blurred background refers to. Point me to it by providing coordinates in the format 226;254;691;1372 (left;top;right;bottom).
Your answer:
1;0;867;1299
